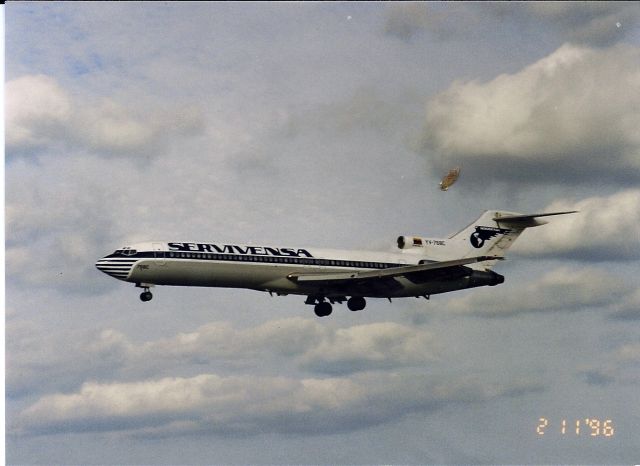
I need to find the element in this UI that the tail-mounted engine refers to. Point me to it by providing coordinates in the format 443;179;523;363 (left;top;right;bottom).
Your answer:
397;236;446;250
397;236;425;250
397;235;449;261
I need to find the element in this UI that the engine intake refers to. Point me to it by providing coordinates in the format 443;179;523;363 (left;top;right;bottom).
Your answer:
397;236;425;250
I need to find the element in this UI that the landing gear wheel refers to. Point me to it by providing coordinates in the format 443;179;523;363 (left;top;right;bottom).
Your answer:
347;297;366;311
314;301;332;317
140;291;153;302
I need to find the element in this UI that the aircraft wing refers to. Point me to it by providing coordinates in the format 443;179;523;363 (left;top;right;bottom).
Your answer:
287;255;499;286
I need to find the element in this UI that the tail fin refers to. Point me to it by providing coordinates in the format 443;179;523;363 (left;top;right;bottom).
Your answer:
447;210;577;269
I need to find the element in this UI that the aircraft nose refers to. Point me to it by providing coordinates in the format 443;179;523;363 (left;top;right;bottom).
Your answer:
95;255;136;281
95;256;108;273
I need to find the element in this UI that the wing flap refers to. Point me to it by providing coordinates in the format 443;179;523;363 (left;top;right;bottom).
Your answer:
288;255;500;285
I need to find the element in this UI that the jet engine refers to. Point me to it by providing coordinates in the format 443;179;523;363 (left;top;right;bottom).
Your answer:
397;236;425;250
468;270;505;287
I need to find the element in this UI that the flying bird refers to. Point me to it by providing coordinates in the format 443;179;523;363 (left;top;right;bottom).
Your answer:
439;166;460;191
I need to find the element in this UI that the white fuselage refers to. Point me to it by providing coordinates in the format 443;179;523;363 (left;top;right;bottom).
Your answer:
95;209;575;314
95;240;483;299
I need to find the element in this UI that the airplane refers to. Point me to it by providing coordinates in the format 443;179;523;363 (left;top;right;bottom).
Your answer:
96;209;576;317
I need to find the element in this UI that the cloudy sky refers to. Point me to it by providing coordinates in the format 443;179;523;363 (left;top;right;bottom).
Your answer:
5;2;640;464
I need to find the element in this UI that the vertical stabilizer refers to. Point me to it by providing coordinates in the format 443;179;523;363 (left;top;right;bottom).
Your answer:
445;210;576;269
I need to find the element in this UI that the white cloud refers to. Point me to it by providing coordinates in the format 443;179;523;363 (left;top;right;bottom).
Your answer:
140;319;438;375
14;371;540;437
446;266;632;318
5;156;123;293
6;74;204;156
132;318;329;368
420;44;640;185
515;189;640;260
299;322;438;374
6;75;72;148
6;321;131;399
7;318;440;399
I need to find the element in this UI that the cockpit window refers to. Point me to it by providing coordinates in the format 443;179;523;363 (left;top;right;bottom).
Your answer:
115;249;137;256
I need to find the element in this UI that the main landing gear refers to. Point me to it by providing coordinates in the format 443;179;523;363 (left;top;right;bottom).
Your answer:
305;296;367;317
347;296;366;312
314;301;332;317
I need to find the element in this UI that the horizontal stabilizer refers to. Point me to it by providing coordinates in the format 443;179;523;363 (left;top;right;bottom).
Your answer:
493;210;577;227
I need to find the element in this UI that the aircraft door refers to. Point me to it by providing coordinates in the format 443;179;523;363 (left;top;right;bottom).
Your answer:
152;242;166;265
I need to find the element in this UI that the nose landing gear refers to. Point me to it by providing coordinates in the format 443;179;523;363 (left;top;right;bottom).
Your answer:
136;283;154;302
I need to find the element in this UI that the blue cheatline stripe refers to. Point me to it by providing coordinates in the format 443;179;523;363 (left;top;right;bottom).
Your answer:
106;251;408;270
